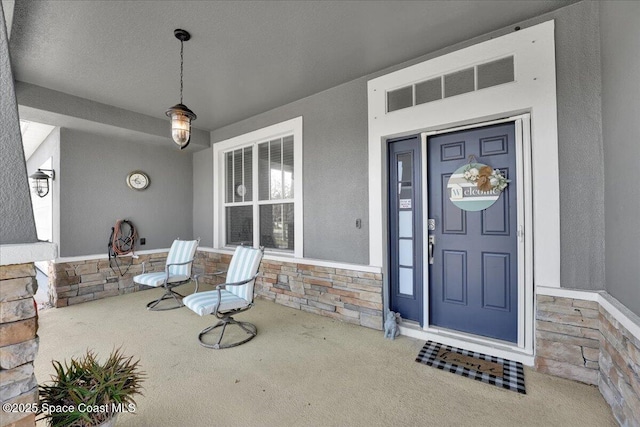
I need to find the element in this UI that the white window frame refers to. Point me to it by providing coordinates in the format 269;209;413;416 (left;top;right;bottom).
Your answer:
213;117;303;258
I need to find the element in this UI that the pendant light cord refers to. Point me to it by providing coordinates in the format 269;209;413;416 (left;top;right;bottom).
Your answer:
180;39;184;104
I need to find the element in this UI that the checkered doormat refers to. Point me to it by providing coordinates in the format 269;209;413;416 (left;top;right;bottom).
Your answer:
415;341;526;394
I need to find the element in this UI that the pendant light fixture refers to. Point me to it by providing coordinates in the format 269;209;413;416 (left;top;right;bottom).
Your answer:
166;29;197;150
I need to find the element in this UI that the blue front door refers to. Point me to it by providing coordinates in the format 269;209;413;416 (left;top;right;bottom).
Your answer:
427;122;518;343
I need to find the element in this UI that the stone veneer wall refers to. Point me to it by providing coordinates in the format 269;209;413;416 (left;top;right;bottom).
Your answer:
535;294;640;426
49;250;384;331
599;304;640;426
48;253;168;307
194;251;384;330
535;295;601;384
0;263;39;427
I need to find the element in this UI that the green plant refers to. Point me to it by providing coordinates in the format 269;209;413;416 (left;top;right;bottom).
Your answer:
38;348;145;427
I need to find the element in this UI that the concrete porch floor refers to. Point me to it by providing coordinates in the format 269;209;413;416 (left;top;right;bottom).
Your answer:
35;288;616;426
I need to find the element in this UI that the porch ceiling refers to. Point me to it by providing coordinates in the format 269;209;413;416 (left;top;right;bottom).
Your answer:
8;0;576;132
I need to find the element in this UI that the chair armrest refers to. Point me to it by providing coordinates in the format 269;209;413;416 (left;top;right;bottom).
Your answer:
164;259;196;279
166;259;195;268
190;270;226;295
215;272;260;290
141;261;146;274
160;258;197;288
194;270;226;280
211;272;261;316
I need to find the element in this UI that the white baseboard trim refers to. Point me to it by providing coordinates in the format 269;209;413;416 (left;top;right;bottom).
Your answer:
55;247;382;274
536;286;601;301
56;248;168;263
599;292;640;340
197;247;382;273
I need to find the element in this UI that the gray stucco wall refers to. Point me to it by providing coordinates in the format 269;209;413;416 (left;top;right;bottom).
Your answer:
600;1;640;316
58;129;193;257
201;1;607;286
211;81;369;264
0;4;38;245
192;147;213;247
554;1;604;291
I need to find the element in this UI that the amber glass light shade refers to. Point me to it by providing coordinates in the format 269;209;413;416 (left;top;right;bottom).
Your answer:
165;103;197;149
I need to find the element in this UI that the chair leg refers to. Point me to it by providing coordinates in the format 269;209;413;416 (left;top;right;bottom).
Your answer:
146;289;185;311
198;317;257;349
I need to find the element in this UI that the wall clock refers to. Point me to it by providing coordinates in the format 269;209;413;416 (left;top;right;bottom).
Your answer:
126;171;150;191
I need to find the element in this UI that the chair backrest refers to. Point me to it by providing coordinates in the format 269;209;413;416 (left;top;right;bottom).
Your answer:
226;246;264;303
166;239;199;277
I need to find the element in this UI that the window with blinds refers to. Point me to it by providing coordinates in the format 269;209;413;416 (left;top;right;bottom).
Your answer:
224;135;295;251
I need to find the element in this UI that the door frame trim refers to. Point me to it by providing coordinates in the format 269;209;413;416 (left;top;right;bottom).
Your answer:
416;114;533;362
368;21;558;365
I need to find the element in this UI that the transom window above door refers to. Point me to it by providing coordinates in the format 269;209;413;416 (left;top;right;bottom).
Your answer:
213;117;303;258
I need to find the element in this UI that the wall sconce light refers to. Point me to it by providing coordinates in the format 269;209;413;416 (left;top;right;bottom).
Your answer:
29;168;55;198
166;29;197;150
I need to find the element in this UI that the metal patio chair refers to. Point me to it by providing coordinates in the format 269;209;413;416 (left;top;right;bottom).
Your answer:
183;245;264;349
133;238;200;310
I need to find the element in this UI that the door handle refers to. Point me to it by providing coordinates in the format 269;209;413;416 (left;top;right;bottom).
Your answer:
428;235;435;265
